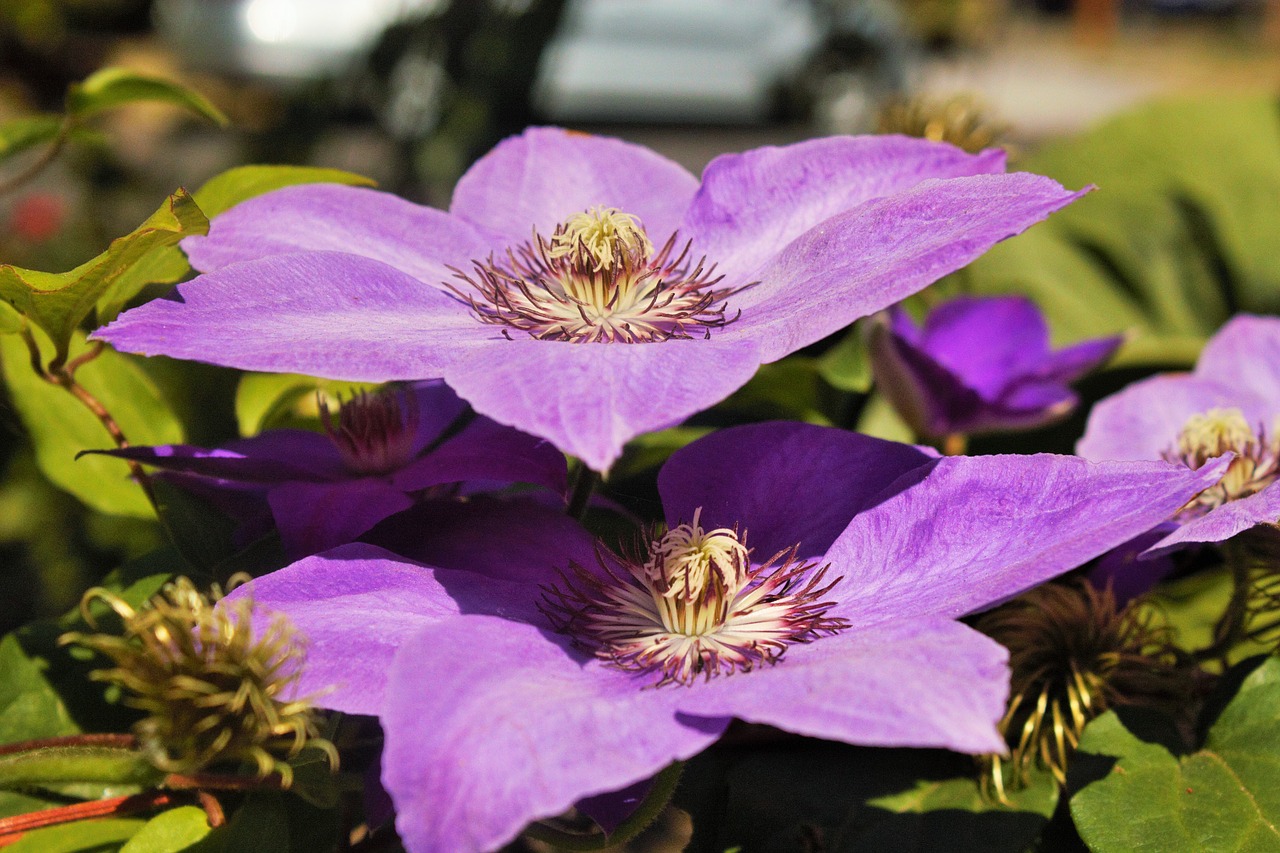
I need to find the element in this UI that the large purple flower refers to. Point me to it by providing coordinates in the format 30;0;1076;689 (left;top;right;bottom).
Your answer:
95;380;566;557
233;422;1219;852
869;295;1121;442
1078;314;1280;553
97;130;1086;470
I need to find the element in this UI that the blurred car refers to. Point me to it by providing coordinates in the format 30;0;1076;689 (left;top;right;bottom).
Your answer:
153;0;908;136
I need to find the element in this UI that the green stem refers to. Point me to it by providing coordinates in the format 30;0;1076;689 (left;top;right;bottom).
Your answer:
522;761;684;851
0;116;74;198
566;462;601;521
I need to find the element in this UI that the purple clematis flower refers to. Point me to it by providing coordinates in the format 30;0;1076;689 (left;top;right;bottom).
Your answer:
232;421;1219;852
1078;314;1280;554
94;380;566;558
869;295;1122;442
97;129;1087;470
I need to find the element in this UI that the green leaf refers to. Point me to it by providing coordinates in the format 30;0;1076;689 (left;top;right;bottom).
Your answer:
715;358;839;426
0;190;208;365
1145;567;1272;669
235;372;377;436
0;115;63;163
612;426;712;483
0;745;160;791
119;807;212;853
0;634;78;743
193;165;375;219
94;244;194;326
0;331;184;517
816;324;873;393
0;789;63;819
1071;657;1280;852
66;68;228;126
2;817;145;852
855;393;915;444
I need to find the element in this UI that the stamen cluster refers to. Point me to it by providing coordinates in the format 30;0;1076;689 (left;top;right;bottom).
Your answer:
61;577;336;785
542;514;848;686
1162;408;1280;517
319;387;420;475
448;207;749;344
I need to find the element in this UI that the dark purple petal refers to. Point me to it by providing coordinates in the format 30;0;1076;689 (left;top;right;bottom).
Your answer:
658;421;934;562
821;453;1229;624
394;417;567;497
868;318;982;439
267;479;415;558
85;436;335;483
916;296;1049;396
1147;483;1280;555
362;496;599;585
682;136;1006;282
181;184;497;281
158;472;274;548
1194;314;1280;402
442;337;764;472
450;126;699;243
228;544;543;714
1087;524;1179;605
675;619;1008;753
96;252;492;380
1077;374;1271;463
405;380;470;451
576;778;655;835
381;616;726;853
1032;335;1123;385
721;175;1089;362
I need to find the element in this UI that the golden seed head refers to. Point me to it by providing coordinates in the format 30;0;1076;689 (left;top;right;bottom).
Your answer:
60;576;336;786
877;93;1010;154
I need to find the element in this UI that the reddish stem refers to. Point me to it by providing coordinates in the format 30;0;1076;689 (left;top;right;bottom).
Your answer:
0;790;179;846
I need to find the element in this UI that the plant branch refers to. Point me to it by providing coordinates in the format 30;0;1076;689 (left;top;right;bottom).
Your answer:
0;117;74;198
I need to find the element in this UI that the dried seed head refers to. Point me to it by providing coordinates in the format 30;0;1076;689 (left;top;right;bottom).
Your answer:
877;93;1010;154
61;576;336;786
975;580;1188;801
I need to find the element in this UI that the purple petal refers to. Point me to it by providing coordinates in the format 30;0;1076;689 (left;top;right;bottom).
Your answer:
228;544;543;714
86;435;336;483
868;317;983;439
1033;335;1123;384
405;380;470;451
442;338;763;472
1077;374;1271;462
916;296;1049;396
450;126;699;243
381;616;726;853
394;417;567;497
1147;482;1280;555
181;184;497;281
267;479;414;558
822;454;1229;624
658;421;934;562
722;175;1089;363
576;778;655;835
97;252;492;379
682;136;1006;282
363;496;599;585
675;619;1008;754
1194;314;1280;402
1087;524;1179;605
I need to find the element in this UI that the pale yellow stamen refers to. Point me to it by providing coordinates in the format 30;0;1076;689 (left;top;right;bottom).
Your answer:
1165;407;1280;515
547;206;654;272
643;508;750;600
1177;408;1257;464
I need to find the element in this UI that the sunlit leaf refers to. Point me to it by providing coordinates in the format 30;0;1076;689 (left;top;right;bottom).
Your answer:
0;634;78;743
235;372;377;437
119;806;212;853
66;68;228;126
193;165;375;219
1;817;145;852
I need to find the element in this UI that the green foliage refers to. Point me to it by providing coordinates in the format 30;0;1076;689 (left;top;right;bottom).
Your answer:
953;96;1280;368
816;323;873;394
119;806;213;853
0;744;159;791
1;817;146;852
65;68;228;126
235;372;378;436
1146;567;1273;668
0;115;64;164
1071;658;1280;852
0;191;208;366
193;165;376;219
0;634;78;743
0;332;184;517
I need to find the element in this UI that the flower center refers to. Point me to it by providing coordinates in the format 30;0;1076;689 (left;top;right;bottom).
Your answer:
448;207;751;344
319;388;419;475
542;511;848;686
1162;408;1280;516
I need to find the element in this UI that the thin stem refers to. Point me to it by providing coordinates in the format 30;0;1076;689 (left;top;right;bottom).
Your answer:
566;462;601;521
163;771;286;791
0;117;74;198
1191;542;1254;665
0;790;179;844
0;733;138;758
522;761;684;851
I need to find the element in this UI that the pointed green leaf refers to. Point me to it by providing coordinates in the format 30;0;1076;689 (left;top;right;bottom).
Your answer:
1071;658;1280;852
66;68;227;126
193;165;375;218
0;331;184;517
2;817;145;852
0;115;63;163
119;807;212;853
0;190;208;365
0;634;78;743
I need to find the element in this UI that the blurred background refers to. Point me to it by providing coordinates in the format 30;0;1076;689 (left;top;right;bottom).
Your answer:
0;0;1278;632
